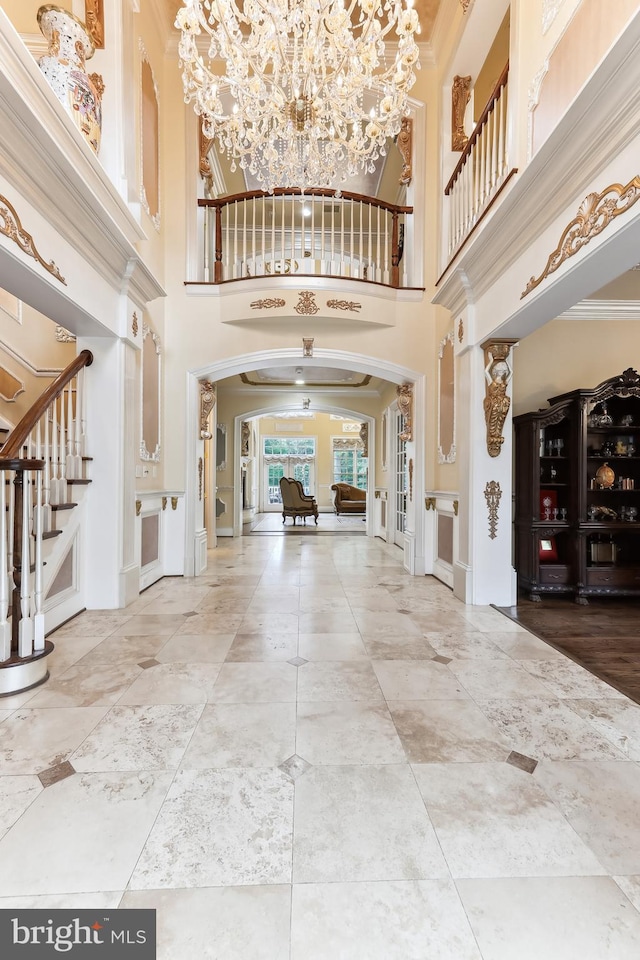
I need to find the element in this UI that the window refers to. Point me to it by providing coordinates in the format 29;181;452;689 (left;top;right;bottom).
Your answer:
332;439;367;489
263;437;316;456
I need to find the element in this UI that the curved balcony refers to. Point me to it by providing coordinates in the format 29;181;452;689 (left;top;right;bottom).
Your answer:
195;188;414;290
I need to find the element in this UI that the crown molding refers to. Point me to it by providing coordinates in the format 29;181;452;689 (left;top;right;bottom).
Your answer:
557;299;640;321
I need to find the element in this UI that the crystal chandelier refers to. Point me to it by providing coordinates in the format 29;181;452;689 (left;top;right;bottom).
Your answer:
175;0;420;192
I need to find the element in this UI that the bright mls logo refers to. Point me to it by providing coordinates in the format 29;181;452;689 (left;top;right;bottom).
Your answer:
0;909;155;957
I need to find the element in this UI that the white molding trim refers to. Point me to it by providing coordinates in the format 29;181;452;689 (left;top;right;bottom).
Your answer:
542;0;567;35
557;299;640;321
0;336;62;377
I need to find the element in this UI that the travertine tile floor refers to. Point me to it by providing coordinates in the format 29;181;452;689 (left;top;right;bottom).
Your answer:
2;534;640;957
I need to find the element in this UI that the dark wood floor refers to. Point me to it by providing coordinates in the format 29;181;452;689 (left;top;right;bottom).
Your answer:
498;596;640;705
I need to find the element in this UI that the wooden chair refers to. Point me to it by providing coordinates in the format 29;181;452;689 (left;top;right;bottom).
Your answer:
279;477;319;525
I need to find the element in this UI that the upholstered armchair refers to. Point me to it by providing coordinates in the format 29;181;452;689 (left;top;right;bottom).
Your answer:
279;477;319;525
331;482;366;515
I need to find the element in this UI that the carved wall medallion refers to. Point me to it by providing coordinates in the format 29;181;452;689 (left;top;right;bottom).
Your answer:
55;325;76;343
396;116;413;185
200;379;216;439
482;340;518;458
397;383;413;442
84;1;104;48
241;420;250;457
171;496;178;510
198;456;203;501
484;480;502;539
457;318;464;343
452;75;472;151
0;194;66;284
302;338;314;357
359;422;369;457
294;291;319;315
425;497;436;511
522;177;640;298
408;458;414;502
250;298;286;309
162;496;167;511
132;311;139;337
326;299;362;312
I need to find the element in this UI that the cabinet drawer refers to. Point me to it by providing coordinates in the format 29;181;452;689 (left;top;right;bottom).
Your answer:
586;567;640;588
539;565;570;584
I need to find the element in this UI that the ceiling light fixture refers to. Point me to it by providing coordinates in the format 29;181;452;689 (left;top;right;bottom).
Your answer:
175;0;420;193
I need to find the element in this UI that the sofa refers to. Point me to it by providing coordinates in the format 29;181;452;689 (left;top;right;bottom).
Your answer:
331;482;366;515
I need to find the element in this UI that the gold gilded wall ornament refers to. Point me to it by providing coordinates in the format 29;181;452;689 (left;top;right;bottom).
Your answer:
452;75;472;151
303;337;314;357
453;499;459;516
396;116;413;185
326;299;362;312
132;312;139;337
397;383;413;442
0;194;66;285
162;496;167;511
484;480;502;539
482;340;518;458
241;421;250;457
171;496;178;510
250;298;286;309
359;422;369;457
295;291;319;315
425;497;436;510
200;380;216;439
459;0;471;11
135;499;142;517
522;177;640;298
84;0;104;48
408;458;414;501
457;318;464;343
199;123;214;178
198;456;203;500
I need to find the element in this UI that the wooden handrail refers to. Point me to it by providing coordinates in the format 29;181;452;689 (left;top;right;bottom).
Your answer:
199;188;413;217
2;349;93;458
445;62;509;196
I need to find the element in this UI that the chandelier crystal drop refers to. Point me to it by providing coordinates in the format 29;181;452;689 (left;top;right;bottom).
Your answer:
175;0;420;192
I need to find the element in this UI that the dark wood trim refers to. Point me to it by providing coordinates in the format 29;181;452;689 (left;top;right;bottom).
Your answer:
445;62;509;197
435;168;518;287
185;277;425;293
199;188;413;217
2;350;93;458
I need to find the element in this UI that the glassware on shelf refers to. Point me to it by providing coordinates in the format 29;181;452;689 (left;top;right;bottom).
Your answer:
554;439;564;456
588;504;598;521
560;507;567;521
628;506;638;523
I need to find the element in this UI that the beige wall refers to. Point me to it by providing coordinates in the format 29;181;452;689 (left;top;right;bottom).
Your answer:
474;8;510;121
512;320;640;416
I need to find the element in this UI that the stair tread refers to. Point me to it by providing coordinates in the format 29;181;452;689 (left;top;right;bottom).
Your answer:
42;530;62;540
51;502;77;511
67;478;91;484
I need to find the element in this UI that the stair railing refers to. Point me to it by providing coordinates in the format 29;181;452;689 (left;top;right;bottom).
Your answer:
0;349;93;666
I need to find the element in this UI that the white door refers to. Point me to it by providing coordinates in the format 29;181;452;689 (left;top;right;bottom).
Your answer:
392;407;407;547
262;457;316;511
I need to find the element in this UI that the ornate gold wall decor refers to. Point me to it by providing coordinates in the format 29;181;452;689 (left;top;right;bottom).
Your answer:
295;291;319;315
162;496;167;511
484;480;502;539
0;194;66;285
459;0;471;11
199;123;214;178
396;116;413;185
250;298;286;310
200;379;216;439
326;299;362;312
135;500;142;517
171;496;178;510
452;75;472;151
84;0;104;48
457;318;464;343
198;456;203;500
397;383;413;442
453;499;459;516
425;497;436;511
482;340;518;458
408;458;413;501
359;422;369;457
303;337;314;357
241;420;250;457
131;311;139;337
55;325;75;342
522;177;640;298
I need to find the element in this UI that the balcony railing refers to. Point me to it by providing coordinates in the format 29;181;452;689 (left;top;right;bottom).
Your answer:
445;63;514;261
197;189;413;289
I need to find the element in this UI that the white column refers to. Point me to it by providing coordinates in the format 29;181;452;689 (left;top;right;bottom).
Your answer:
454;339;518;606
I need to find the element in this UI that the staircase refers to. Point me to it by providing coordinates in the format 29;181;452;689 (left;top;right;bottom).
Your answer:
0;350;93;696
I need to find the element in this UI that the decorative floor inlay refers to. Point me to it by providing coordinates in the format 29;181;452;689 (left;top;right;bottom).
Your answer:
38;760;76;788
506;750;538;774
279;754;312;781
138;658;160;669
288;657;308;667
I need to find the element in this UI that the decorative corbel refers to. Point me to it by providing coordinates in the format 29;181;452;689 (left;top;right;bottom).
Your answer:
481;340;518;458
396;116;413;185
359;422;369;458
84;1;104;48
425;497;436;511
200;380;216;439
241;420;250;457
397;383;413;442
171;496;178;510
302;337;314;357
452;75;472;151
135;500;142;517
453;499;459;516
162;496;167;511
199;123;214;179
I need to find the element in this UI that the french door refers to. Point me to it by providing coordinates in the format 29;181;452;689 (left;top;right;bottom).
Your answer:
393;408;407;546
262;457;315;511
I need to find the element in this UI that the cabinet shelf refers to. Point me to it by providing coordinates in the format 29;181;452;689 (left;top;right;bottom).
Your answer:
515;369;640;602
